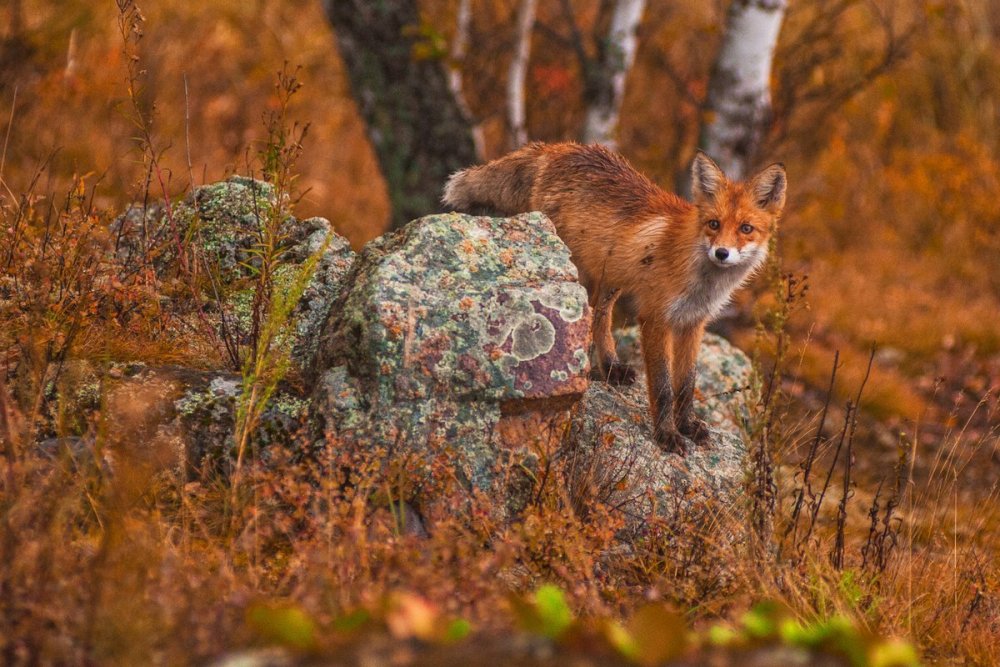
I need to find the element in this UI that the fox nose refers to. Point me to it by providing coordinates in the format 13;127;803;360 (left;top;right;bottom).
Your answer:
714;247;730;261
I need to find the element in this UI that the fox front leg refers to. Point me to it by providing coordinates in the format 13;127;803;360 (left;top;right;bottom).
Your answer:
671;324;710;444
641;320;689;454
674;371;710;443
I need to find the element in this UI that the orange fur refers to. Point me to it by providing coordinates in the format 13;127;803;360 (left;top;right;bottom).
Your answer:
443;142;786;454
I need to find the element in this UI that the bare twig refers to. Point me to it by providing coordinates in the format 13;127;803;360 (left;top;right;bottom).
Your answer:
782;350;839;552
183;73;195;189
0;85;19;201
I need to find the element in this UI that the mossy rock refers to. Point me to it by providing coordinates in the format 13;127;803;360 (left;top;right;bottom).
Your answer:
111;177;356;375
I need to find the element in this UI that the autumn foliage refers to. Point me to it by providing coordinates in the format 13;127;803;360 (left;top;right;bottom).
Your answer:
1;0;999;664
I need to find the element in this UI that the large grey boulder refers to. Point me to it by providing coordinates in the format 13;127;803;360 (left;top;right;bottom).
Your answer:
311;212;592;520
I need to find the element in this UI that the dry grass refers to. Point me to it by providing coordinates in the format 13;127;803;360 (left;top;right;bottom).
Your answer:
3;362;997;664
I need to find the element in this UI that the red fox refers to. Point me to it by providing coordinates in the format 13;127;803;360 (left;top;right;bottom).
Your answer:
442;142;786;454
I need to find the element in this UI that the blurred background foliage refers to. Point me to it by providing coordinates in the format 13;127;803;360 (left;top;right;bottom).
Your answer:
2;0;999;427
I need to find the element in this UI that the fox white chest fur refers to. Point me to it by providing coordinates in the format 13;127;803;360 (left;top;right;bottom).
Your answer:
666;243;768;328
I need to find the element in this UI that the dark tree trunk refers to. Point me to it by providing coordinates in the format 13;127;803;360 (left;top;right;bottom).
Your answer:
321;0;480;230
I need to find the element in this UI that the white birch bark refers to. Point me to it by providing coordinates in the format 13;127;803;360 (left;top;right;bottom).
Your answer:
581;0;647;148
700;0;788;178
507;0;538;149
448;0;485;159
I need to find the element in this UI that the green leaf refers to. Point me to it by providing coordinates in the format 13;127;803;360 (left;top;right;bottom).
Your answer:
870;639;920;667
533;584;574;638
333;609;370;633
444;618;472;643
246;602;317;651
605;620;638;660
707;624;738;647
779;616;854;647
779;615;867;666
510;585;575;639
741;601;782;639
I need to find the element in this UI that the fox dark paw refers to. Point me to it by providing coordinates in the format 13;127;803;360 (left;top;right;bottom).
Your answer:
599;361;637;386
678;416;711;444
653;426;692;456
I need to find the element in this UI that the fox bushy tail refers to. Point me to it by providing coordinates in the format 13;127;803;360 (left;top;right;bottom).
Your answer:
441;143;544;215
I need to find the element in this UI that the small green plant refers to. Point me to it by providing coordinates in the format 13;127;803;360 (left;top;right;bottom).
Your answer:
229;65;327;523
510;584;575;638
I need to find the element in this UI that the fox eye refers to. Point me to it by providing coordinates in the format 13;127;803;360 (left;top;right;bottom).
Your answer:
706;219;720;230
739;223;754;234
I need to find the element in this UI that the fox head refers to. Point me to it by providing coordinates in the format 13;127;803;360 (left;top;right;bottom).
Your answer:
690;152;787;270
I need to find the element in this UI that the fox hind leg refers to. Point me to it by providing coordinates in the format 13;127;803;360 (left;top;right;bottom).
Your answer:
591;287;635;385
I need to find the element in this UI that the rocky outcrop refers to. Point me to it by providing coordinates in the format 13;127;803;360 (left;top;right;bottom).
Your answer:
60;194;757;533
308;211;755;532
37;179;356;476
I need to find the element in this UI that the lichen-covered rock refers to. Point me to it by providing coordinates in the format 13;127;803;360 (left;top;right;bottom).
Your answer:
284;218;356;370
568;330;754;534
40;359;104;438
111;177;356;374
110;177;277;280
311;212;592;518
312;211;590;399
170;370;309;472
176;176;280;279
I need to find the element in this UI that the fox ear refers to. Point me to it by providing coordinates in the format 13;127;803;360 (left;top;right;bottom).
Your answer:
750;163;787;214
691;151;725;201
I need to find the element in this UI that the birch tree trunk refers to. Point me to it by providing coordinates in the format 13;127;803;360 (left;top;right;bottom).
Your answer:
507;0;538;149
580;0;647;148
699;0;788;178
448;0;485;160
321;0;480;230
